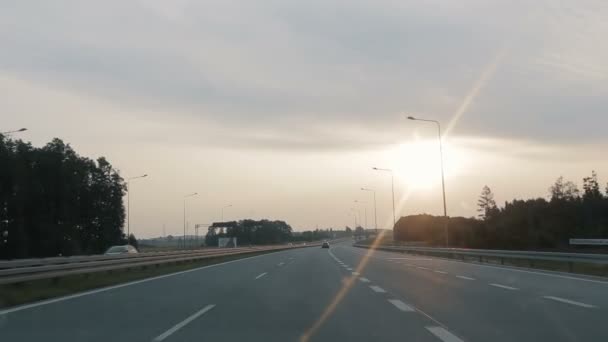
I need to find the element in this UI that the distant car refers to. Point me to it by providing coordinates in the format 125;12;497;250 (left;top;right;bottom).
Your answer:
321;242;330;249
104;245;138;255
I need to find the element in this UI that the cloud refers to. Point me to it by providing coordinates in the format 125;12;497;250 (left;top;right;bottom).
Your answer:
1;0;608;151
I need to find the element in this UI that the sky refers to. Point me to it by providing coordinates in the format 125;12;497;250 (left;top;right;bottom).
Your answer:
2;0;608;237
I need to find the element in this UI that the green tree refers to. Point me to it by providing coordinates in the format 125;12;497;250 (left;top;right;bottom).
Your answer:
477;185;498;220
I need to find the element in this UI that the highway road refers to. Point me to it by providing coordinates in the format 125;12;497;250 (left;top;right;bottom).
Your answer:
1;241;607;341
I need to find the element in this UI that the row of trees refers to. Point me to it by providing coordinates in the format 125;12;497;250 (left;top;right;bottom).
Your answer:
1;136;129;259
205;220;293;246
395;172;608;250
204;220;354;246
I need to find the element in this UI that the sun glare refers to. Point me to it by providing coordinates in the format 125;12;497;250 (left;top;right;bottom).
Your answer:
387;137;471;191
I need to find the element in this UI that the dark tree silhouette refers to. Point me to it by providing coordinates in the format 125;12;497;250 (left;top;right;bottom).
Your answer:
395;171;608;251
0;135;126;259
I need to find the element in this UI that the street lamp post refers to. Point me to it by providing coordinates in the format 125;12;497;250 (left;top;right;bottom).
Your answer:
373;167;396;229
354;200;368;230
350;208;360;228
361;188;377;233
183;192;198;249
407;115;449;247
127;174;148;242
221;204;232;222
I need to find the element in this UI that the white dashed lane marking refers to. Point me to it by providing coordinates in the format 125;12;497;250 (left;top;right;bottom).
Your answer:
426;326;464;342
388;299;415;312
359;277;371;283
434;270;448;275
417;266;431;270
277;262;285;267
369;285;387;293
543;296;596;308
152;305;216;341
489;283;518;291
255;272;267;280
456;276;475;281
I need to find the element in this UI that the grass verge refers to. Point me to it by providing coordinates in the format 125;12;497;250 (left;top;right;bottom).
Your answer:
0;249;280;309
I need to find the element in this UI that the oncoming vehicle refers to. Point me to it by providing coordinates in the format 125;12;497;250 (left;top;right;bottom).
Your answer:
104;245;138;255
321;242;330;249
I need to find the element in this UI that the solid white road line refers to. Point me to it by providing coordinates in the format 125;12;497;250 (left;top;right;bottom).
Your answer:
255;272;267;280
426;326;464;342
370;285;387;293
152;305;216;341
388;299;415;312
347;245;608;285
456;275;475;281
543;296;596;308
489;283;518;291
352;272;360;276
434;270;448;274
0;253;277;316
359;277;371;283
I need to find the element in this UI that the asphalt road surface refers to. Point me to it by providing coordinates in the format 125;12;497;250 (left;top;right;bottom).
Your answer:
1;241;607;341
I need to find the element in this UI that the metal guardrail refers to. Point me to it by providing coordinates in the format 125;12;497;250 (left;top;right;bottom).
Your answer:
354;244;608;274
0;243;321;285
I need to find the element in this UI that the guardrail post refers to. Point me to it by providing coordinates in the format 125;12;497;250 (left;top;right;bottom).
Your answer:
501;257;504;265
479;256;483;263
568;261;573;273
529;259;534;268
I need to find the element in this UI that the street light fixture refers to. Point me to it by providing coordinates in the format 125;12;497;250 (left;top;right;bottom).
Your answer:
373;167;396;229
183;192;198;249
407;115;449;247
126;174;148;241
221;204;233;222
1;128;28;136
361;188;378;233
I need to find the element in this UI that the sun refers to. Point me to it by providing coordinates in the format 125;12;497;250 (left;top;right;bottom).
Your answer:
385;137;470;191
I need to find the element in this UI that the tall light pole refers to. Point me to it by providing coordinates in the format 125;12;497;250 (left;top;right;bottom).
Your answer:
1;128;27;136
350;208;360;228
221;204;232;222
407;115;449;247
183;192;198;249
127;174;148;242
373;167;396;229
361;188;377;233
354;200;368;229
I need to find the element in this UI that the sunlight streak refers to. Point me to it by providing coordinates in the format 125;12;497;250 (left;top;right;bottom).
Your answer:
299;232;389;342
444;48;507;138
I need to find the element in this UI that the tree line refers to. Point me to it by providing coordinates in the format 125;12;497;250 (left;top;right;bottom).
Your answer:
394;171;608;250
0;136;128;259
204;219;352;246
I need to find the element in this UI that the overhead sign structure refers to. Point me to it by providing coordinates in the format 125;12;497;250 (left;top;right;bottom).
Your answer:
218;237;237;248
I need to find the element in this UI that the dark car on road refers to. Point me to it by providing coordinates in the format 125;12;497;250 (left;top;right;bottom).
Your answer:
321;242;330;248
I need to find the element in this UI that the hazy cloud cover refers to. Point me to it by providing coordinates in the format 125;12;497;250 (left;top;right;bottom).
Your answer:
3;0;608;148
2;1;607;234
